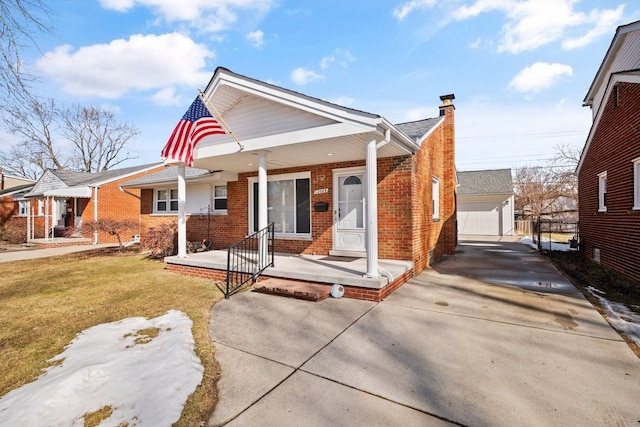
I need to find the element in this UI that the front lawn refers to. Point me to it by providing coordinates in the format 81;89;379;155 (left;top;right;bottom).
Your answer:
0;250;223;426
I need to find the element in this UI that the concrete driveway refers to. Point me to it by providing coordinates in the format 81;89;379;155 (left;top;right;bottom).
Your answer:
208;239;640;426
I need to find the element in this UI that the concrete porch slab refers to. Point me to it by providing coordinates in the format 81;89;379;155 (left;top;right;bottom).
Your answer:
165;251;414;289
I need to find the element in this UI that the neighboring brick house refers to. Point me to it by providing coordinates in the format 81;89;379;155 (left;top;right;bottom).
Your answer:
578;19;640;282
457;169;514;236
123;67;457;298
20;163;163;245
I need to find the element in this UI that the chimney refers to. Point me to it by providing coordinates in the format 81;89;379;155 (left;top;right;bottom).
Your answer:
437;93;456;255
439;94;455;116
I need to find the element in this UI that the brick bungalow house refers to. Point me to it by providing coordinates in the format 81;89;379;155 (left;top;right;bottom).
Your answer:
123;67;457;300
578;19;640;282
18;163;162;245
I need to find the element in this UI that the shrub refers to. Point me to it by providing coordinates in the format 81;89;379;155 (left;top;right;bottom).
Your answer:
141;224;177;259
2;221;27;244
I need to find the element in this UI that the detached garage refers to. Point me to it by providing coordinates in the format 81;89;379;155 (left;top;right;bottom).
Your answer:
457;169;514;236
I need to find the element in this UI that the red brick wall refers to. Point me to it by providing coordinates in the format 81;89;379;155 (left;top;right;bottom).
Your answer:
578;81;640;282
78;166;164;243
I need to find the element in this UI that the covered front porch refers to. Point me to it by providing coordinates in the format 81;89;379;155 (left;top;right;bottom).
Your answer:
165;251;414;301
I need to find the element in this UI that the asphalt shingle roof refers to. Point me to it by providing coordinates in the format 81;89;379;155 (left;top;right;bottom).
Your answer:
395;117;442;141
121;167;211;187
457;169;514;195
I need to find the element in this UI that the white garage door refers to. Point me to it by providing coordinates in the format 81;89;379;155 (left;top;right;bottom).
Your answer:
458;201;500;235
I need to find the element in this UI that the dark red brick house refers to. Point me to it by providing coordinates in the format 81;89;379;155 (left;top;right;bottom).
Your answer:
578;19;640;282
123;67;457;299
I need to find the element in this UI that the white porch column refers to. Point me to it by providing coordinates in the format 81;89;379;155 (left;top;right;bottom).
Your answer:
177;165;187;258
26;200;31;241
258;153;268;267
365;139;380;278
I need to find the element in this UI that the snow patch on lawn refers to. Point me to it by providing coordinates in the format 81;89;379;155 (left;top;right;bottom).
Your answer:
0;310;203;426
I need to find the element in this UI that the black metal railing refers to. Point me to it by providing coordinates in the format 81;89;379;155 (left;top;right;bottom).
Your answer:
219;223;274;299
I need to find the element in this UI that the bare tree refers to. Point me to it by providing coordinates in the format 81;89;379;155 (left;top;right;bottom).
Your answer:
513;165;576;218
61;104;140;172
553;143;582;168
0;98;140;177
0;0;52;105
0;96;65;179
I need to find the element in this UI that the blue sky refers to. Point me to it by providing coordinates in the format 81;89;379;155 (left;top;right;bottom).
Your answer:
5;0;639;171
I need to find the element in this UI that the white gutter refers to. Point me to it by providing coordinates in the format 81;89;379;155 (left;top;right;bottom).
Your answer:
93;186;99;244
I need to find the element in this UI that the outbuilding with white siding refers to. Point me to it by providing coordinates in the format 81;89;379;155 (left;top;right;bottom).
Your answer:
457;169;514;236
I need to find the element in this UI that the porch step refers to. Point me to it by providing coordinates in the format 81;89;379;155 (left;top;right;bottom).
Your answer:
254;278;331;302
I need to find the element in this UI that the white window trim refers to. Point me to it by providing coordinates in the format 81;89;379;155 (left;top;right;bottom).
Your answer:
153;188;179;214
248;171;312;238
633;158;640;210
432;176;440;220
598;171;607;212
38;199;44;216
17;200;28;217
212;184;228;214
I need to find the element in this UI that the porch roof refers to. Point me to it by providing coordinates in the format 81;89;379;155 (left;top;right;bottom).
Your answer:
171;67;441;173
24;163;162;199
121;167;238;189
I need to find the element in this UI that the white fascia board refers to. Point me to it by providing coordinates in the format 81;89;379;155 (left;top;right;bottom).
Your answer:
196;122;372;159
577;73;640;174
42;187;92;198
584;20;640;106
121;171;238;189
207;70;380;128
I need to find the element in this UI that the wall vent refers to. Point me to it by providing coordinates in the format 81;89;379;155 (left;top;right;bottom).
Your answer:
593;248;601;263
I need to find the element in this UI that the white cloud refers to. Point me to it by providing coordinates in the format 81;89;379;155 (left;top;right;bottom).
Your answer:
562;5;625;50
99;0;275;33
508;62;573;94
246;30;265;48
151;87;186;106
393;0;437;20
320;48;355;70
290;67;324;85
35;33;213;100
451;0;625;53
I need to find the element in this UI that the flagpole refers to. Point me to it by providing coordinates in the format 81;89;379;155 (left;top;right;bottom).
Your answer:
197;88;244;151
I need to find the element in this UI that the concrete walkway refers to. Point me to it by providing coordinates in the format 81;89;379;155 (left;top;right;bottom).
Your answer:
208;240;640;426
0;243;118;263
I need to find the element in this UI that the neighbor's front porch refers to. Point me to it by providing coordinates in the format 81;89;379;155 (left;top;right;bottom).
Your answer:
165;251;414;301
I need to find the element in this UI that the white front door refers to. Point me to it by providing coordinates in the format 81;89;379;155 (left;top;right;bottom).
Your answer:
333;168;366;253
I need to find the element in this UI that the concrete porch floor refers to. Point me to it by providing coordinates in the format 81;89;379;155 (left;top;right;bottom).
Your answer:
165;251;414;289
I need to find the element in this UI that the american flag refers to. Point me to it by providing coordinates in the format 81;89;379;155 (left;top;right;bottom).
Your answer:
161;96;226;166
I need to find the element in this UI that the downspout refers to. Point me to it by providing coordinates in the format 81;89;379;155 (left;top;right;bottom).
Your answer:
93;186;99;244
119;186;141;200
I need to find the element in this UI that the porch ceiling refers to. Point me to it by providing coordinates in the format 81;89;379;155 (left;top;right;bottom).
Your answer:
192;131;409;173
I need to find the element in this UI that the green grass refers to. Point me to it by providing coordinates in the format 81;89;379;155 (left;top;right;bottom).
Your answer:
0;250;223;426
